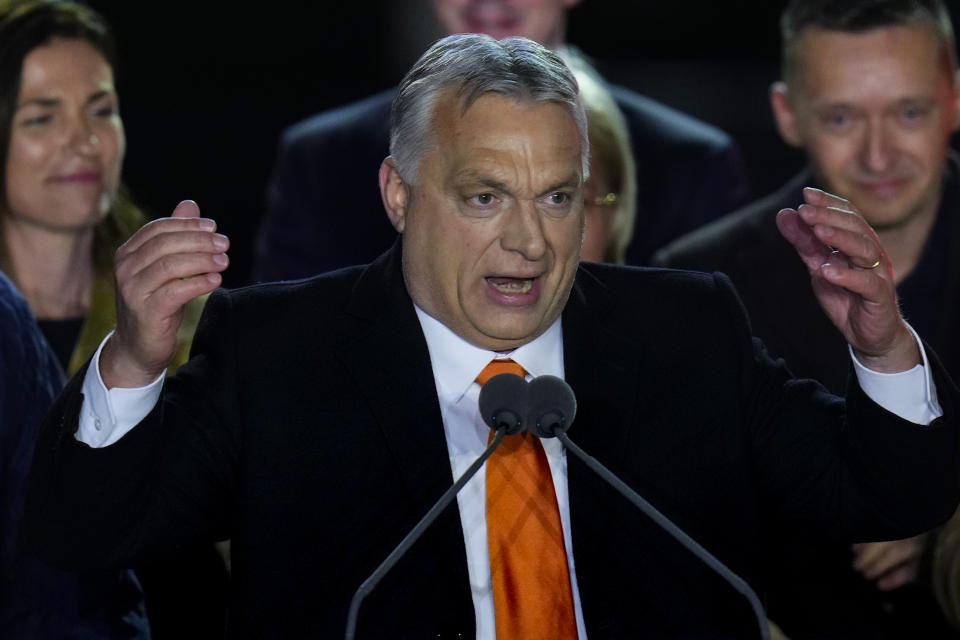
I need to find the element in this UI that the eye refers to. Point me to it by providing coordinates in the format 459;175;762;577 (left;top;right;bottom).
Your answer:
546;192;569;205
899;104;929;126
94;104;116;118
468;192;497;207
21;113;52;127
822;110;852;131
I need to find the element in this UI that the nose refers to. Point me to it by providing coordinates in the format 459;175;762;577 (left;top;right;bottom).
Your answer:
68;116;100;157
860;119;895;174
500;201;547;261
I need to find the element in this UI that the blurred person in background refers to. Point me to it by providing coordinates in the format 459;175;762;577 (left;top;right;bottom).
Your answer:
0;266;150;638
252;0;748;282
0;1;227;637
654;0;960;636
562;49;637;265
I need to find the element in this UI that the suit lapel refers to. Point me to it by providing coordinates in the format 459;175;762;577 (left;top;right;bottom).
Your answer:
335;241;474;633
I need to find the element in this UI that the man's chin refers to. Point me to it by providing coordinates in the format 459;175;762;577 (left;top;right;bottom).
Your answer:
470;318;549;351
857;197;926;231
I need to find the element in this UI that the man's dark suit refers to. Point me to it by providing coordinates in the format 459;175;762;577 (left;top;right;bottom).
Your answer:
252;85;750;282
26;242;959;639
652;160;960;638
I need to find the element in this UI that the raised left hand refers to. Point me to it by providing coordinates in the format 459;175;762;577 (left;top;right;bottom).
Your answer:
776;187;919;373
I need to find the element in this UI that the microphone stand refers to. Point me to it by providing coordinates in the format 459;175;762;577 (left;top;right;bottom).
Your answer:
343;430;506;640
557;432;771;640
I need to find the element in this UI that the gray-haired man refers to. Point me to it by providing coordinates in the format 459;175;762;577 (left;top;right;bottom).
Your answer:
27;34;959;638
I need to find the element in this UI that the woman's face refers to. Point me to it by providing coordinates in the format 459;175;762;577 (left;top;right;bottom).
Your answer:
5;38;124;232
580;158;616;262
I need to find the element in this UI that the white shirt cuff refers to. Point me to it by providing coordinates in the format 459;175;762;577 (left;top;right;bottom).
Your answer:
77;331;165;448
850;323;942;425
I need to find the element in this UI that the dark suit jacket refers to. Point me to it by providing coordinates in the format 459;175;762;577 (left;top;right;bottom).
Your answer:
652;163;960;638
26;243;960;639
251;85;749;282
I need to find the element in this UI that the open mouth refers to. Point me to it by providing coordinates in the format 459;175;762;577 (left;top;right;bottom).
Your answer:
487;277;534;295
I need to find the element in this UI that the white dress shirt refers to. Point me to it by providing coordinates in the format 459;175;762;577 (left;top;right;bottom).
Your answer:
413;306;587;639
76;315;942;639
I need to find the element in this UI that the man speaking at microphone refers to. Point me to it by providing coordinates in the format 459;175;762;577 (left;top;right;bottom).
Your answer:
26;34;960;639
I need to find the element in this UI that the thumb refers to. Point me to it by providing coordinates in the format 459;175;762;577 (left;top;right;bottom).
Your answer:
171;199;201;218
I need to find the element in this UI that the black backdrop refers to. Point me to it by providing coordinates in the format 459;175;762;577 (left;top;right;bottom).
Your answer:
81;1;959;286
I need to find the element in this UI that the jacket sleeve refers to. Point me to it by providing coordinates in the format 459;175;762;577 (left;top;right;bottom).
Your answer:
25;288;241;571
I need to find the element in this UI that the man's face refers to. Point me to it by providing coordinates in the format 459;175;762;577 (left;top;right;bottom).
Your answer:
384;92;584;351
431;0;578;48
773;25;960;230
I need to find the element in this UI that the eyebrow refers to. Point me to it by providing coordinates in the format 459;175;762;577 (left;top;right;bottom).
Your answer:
453;170;582;194
542;174;582;193
453;170;510;192
814;94;939;111
16;89;115;110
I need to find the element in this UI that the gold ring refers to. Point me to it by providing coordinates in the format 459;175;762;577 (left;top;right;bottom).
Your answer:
867;258;881;269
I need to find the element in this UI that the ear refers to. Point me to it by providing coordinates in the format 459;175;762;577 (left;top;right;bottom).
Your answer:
770;81;803;148
379;156;409;233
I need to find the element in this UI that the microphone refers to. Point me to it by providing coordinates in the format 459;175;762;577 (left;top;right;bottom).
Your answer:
527;375;771;640
527;374;576;437
344;373;528;640
478;371;529;434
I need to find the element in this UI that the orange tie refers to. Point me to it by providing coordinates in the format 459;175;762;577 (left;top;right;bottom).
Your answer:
478;359;578;639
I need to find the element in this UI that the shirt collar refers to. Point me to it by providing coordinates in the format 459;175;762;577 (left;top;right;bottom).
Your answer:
414;303;565;403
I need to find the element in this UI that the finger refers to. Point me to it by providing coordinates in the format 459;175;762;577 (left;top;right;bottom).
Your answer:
852;541;894;576
802;186;855;212
136;271;223;322
817;256;890;305
797;203;873;237
775;208;833;273
876;563;919;591
123;251;229;303
808;221;884;271
853;538;922;578
171;199;201;218
119;215;219;256
118;229;229;281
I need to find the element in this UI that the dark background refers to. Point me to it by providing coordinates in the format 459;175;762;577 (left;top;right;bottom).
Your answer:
82;1;959;287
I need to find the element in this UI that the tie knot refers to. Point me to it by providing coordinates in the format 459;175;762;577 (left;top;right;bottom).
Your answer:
476;359;527;386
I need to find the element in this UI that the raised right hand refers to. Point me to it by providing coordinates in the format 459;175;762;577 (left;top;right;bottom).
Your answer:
101;200;228;388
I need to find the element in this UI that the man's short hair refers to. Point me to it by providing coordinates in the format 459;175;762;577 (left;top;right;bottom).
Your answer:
390;33;589;184
780;0;957;82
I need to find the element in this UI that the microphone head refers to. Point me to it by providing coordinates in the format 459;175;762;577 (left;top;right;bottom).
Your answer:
478;373;529;435
528;375;577;438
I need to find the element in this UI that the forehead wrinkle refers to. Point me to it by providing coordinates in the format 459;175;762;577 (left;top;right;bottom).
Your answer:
451;171;510;195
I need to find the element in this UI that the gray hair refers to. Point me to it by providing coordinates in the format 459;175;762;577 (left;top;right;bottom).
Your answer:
389;33;589;184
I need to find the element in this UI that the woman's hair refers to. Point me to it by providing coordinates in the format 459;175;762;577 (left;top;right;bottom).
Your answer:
561;48;636;264
0;0;144;278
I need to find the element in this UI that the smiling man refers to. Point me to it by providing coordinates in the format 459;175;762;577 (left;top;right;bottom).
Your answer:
653;0;960;637
25;34;960;639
